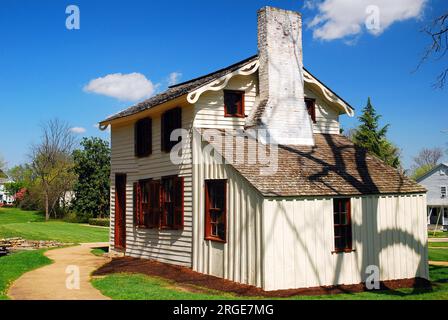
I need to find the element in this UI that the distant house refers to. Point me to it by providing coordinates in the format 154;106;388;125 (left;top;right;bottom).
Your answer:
0;170;14;206
99;7;428;291
416;163;448;230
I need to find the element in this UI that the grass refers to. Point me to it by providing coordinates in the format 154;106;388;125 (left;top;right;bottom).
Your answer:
428;231;448;238
92;266;448;300
429;242;448;248
0;207;108;243
0;250;52;300
428;248;448;262
91;247;109;257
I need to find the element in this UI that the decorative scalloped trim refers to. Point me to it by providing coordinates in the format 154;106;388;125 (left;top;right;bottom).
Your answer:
303;70;354;117
187;60;260;104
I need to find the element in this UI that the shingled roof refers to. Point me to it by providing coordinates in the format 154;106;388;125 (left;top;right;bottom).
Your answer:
101;55;258;123
200;130;426;197
100;55;353;125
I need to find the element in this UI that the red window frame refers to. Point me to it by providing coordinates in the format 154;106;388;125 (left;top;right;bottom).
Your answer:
161;176;184;230
161;108;182;153
224;90;245;118
134;176;183;230
134;118;152;157
204;180;227;242
333;198;353;253
305;98;317;124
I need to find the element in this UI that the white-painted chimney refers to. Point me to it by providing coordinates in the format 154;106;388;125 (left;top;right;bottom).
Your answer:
249;6;314;146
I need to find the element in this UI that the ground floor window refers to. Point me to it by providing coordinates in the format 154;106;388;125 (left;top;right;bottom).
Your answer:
134;176;183;230
204;180;227;242
333;198;352;253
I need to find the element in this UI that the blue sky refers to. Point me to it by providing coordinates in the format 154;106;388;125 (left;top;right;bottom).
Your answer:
0;0;447;169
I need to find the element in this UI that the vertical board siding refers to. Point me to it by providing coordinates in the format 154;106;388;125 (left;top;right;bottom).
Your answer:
110;105;194;267
192;130;263;287
262;194;428;291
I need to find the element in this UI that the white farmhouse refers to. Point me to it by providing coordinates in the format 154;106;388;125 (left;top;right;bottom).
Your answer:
99;7;428;291
0;170;14;206
417;163;448;230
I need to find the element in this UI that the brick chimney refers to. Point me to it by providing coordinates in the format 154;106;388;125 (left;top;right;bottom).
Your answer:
248;6;314;146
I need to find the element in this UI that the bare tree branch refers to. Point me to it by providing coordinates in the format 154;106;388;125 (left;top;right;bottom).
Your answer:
417;12;448;89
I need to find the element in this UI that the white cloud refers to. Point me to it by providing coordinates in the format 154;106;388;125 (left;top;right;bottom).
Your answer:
168;72;182;86
70;127;86;134
307;0;427;41
84;73;155;101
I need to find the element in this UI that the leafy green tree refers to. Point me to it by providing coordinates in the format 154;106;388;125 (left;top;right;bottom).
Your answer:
351;98;401;168
72;137;110;220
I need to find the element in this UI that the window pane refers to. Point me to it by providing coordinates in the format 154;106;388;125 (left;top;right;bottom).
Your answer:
224;91;243;116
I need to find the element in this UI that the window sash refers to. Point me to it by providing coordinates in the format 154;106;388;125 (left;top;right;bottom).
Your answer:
224;90;245;118
205;180;227;242
305;98;317;124
134;177;183;230
333;198;352;252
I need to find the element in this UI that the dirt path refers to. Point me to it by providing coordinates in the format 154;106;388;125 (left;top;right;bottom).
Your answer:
8;243;111;300
429;261;448;267
428;238;448;243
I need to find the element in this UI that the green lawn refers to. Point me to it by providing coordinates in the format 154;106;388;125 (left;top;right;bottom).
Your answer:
0;250;52;300
429;248;448;262
0;207;108;243
429;231;448;238
429;242;448;248
91;247;109;257
92;266;448;300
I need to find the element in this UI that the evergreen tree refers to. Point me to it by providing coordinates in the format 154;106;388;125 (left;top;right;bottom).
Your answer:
352;98;401;168
72;137;111;220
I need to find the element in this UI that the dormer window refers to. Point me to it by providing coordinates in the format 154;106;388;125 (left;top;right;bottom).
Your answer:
305;98;317;124
224;90;245;118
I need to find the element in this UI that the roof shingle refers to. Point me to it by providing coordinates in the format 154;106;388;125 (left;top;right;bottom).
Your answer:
201;130;426;197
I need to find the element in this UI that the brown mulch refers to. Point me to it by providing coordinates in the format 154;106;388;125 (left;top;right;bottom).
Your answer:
92;257;431;298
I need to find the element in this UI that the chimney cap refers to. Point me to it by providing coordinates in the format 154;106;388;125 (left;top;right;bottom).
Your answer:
258;6;302;17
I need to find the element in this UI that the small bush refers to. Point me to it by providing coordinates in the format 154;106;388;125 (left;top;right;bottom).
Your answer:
89;218;110;227
63;211;81;223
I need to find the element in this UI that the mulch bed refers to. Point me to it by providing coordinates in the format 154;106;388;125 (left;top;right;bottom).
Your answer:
93;257;431;298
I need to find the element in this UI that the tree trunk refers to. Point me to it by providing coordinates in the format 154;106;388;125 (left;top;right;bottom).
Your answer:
45;193;49;221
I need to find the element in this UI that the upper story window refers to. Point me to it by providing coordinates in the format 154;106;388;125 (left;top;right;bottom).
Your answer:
161;108;182;152
441;186;447;198
305;98;317;124
134;118;152;157
333;198;353;253
205;180;227;242
224;90;245;118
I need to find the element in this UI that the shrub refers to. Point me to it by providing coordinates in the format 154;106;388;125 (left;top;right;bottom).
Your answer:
89;218;110;227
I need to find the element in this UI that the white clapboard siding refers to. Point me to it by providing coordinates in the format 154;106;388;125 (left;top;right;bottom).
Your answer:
110;104;194;267
304;87;341;135
193;73;341;134
192;130;264;287
194;75;257;129
262;194;428;291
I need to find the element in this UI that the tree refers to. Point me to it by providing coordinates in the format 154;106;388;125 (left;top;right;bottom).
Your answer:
31;119;77;220
351;98;401;168
72;137;110;220
410;147;444;179
0;154;6;174
419;11;448;88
